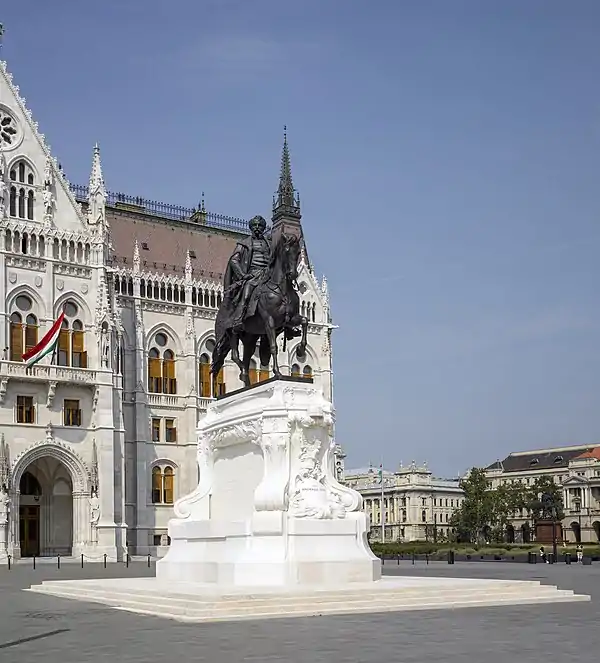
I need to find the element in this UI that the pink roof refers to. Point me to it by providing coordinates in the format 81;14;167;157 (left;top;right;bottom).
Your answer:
574;447;600;461
107;208;243;281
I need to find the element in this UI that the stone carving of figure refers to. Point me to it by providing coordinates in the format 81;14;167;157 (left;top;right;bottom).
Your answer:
100;327;110;368
89;490;100;527
42;158;55;220
0;488;10;525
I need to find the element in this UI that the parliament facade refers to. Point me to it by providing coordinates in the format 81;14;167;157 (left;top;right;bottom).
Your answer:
0;58;335;559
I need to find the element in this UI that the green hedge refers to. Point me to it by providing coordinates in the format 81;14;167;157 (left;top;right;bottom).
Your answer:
369;542;600;557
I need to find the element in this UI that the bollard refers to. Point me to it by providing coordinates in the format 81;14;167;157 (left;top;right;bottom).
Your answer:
103;553;107;568
382;556;385;566
448;550;455;565
7;554;11;571
126;553;129;568
147;553;151;568
57;554;60;570
412;552;415;565
81;553;84;568
565;553;571;565
397;555;400;565
426;553;429;565
33;555;36;570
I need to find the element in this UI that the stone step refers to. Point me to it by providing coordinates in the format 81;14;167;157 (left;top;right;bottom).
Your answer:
29;579;565;605
30;577;545;603
26;578;589;623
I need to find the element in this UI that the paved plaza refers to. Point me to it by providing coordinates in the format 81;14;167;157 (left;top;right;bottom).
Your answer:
0;560;596;662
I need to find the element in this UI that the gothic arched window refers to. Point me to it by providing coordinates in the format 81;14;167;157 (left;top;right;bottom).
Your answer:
8;160;35;220
57;300;86;368
151;465;175;504
9;294;38;361
147;333;176;394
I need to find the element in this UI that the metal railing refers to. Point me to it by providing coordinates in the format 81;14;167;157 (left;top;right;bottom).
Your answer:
71;184;249;233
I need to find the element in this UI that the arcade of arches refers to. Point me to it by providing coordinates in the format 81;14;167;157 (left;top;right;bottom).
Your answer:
16;456;74;557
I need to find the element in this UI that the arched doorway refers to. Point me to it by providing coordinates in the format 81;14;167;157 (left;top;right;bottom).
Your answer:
592;521;600;543
571;521;582;544
18;457;74;556
19;471;42;557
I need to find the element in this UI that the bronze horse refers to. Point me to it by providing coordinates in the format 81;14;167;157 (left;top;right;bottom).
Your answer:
211;233;308;390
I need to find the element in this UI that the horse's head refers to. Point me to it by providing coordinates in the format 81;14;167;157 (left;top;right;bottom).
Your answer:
279;233;301;282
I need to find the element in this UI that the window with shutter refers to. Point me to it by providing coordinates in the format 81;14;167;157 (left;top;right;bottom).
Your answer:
165;419;176;442
25;315;38;352
64;399;81;426
58;329;70;366
163;467;174;504
148;356;161;393
151;467;162;503
216;368;226;396
72;330;85;368
163;350;176;394
10;321;23;361
199;357;211;398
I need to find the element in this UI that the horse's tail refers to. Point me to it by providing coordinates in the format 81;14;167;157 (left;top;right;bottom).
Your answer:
211;332;230;376
211;309;231;376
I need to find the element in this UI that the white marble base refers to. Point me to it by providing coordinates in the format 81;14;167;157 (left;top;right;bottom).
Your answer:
27;575;590;622
156;379;379;587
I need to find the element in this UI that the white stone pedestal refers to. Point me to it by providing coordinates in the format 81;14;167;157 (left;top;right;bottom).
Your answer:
156;378;380;587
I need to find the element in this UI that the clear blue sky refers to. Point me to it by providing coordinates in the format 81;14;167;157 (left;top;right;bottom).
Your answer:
3;1;600;476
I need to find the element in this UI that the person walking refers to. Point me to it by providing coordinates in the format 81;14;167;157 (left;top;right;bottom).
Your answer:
576;544;583;563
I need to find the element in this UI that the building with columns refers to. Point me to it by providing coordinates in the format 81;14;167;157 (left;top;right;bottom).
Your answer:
343;462;464;542
0;58;335;559
485;444;600;544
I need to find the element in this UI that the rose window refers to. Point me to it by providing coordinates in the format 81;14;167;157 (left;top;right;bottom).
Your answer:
0;108;19;149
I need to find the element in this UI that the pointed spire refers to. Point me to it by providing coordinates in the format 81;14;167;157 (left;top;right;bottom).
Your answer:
273;126;301;221
89;144;105;195
133;239;140;273
184;249;192;282
321;275;329;310
87;143;106;227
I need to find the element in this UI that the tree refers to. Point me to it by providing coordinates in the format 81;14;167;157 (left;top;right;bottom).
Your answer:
451;468;532;544
450;468;495;544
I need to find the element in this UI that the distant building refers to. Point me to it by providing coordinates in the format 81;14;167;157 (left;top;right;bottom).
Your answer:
485;444;600;543
343;462;463;542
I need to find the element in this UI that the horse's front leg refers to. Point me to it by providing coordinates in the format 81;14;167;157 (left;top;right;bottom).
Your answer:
241;334;257;388
263;314;281;378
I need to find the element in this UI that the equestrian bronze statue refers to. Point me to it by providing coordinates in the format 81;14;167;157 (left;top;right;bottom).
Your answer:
211;215;308;390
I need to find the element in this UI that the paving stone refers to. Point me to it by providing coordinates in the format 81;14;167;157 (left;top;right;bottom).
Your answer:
0;560;596;662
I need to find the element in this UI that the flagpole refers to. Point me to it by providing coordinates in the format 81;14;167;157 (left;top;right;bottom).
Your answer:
380;461;385;543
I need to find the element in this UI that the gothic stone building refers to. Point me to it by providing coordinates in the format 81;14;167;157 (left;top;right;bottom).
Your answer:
0;59;334;559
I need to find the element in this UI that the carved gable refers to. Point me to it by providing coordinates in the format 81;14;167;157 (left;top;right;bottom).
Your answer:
0;61;86;231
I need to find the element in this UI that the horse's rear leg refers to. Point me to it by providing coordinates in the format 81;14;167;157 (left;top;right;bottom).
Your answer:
230;332;245;382
289;314;309;361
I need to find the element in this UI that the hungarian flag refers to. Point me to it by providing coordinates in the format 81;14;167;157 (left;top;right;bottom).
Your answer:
22;311;65;368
